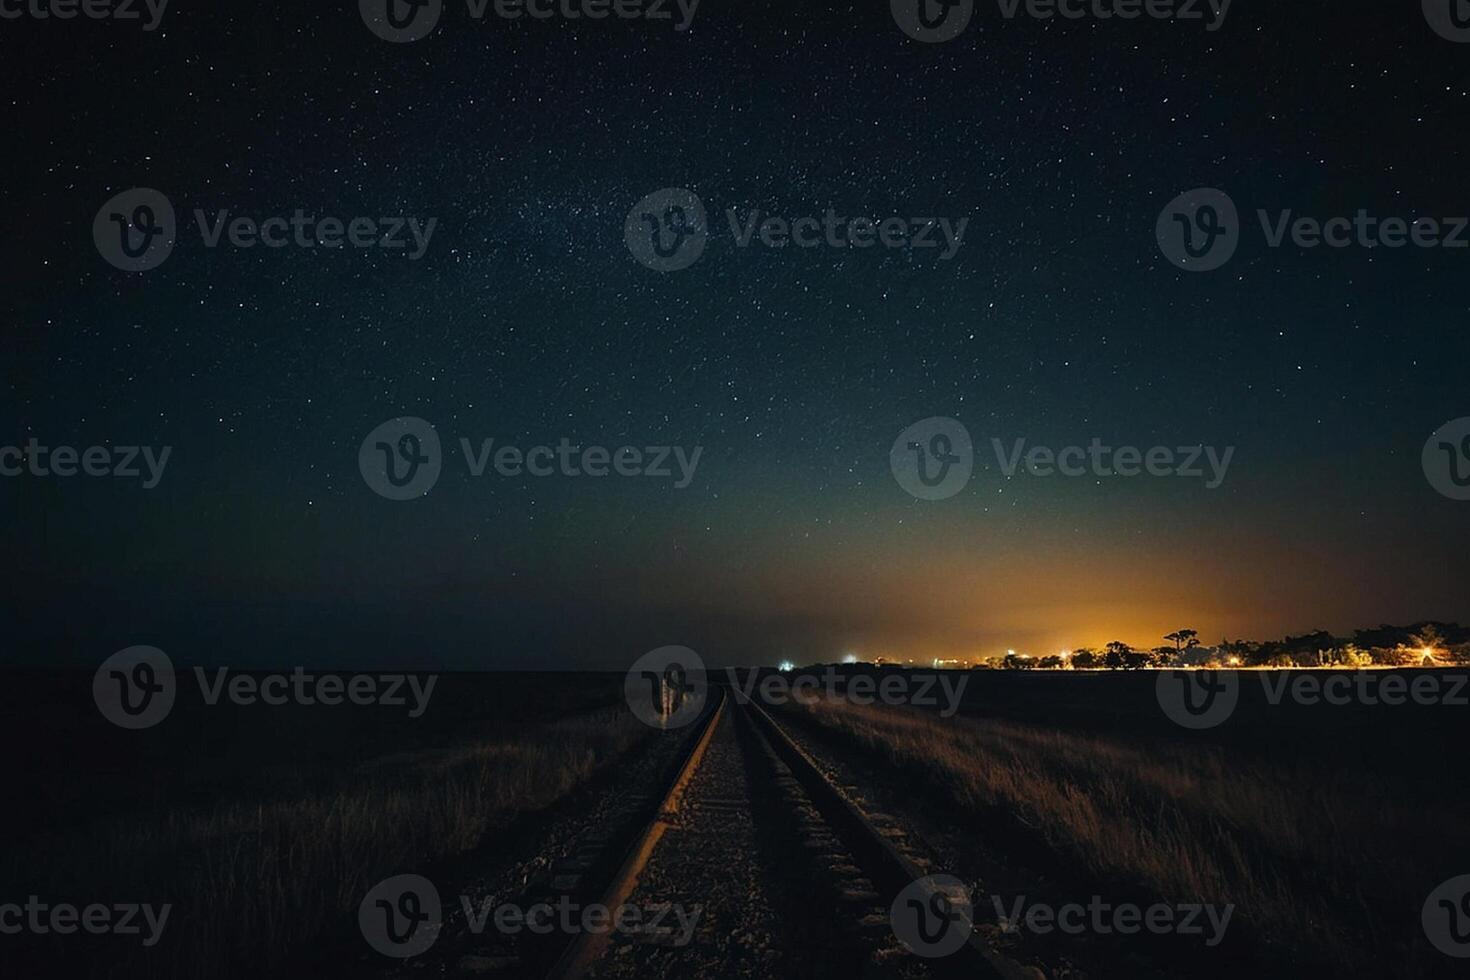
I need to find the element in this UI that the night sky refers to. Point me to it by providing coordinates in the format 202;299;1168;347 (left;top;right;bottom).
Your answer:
6;1;1469;669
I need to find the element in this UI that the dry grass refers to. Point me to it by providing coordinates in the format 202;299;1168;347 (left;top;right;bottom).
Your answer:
792;697;1454;974
3;705;647;979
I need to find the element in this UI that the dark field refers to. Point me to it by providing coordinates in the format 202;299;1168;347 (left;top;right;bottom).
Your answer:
771;666;1470;978
2;671;640;977
2;667;1466;978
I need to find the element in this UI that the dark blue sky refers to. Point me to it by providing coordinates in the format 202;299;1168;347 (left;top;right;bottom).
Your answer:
6;0;1469;667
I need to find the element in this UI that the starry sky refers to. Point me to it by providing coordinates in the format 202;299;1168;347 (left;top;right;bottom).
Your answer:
5;1;1469;669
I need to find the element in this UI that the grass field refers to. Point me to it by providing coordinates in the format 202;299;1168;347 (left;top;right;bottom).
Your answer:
0;672;647;978
785;681;1467;978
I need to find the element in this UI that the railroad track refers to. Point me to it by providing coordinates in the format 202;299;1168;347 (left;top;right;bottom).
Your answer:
543;683;1036;980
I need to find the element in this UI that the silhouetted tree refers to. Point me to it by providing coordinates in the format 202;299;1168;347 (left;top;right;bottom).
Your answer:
1280;630;1338;666
1164;629;1200;653
1121;647;1157;669
1218;638;1256;666
1104;641;1132;669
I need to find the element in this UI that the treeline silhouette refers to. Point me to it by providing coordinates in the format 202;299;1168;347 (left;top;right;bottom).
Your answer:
994;621;1470;670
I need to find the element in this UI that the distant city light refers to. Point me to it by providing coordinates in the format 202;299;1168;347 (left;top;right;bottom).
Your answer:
842;653;858;664
778;660;795;672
